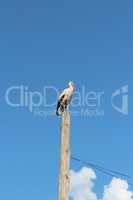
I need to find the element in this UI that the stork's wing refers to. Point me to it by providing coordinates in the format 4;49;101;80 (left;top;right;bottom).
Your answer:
56;89;66;116
56;100;60;115
56;93;66;116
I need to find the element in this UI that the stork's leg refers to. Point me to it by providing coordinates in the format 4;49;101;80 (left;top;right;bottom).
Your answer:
64;100;68;109
60;100;67;113
60;103;65;112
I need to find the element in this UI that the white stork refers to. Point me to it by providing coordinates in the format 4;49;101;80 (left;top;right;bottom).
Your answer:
56;81;75;116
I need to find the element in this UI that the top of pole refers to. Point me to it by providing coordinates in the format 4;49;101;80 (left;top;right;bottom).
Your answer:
61;112;70;126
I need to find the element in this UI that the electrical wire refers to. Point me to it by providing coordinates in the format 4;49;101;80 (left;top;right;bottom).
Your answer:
71;155;133;186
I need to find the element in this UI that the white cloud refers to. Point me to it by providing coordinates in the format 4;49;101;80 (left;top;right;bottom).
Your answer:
69;167;97;200
69;167;133;200
102;178;133;200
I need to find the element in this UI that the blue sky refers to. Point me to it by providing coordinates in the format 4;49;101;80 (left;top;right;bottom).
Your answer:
0;0;132;199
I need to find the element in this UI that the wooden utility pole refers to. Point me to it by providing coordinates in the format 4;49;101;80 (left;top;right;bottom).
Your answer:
58;112;71;200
